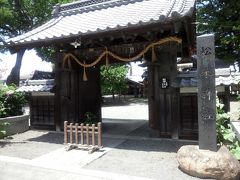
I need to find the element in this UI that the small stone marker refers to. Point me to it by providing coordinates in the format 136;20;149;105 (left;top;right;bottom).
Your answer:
197;34;217;151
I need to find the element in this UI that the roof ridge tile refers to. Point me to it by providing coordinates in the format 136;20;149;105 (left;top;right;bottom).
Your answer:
57;0;143;16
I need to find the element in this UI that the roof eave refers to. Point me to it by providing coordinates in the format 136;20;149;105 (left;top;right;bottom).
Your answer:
7;16;194;52
6;0;196;52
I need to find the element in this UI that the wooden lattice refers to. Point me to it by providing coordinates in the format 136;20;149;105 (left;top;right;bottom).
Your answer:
64;121;102;153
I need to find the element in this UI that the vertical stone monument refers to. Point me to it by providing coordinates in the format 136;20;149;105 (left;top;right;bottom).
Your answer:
197;34;217;151
177;34;240;179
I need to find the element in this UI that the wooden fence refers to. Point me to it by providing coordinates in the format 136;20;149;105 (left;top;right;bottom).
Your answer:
64;121;102;153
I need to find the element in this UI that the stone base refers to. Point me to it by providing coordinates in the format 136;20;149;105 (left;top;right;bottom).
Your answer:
177;145;240;180
0;115;29;136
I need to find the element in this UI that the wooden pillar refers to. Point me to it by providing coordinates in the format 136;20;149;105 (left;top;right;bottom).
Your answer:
54;52;63;131
54;52;102;130
197;34;217;151
148;43;179;138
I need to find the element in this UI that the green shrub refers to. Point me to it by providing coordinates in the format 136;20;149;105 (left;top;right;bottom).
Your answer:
100;64;128;97
83;112;97;125
0;84;26;118
216;97;240;159
0;121;9;139
237;95;240;120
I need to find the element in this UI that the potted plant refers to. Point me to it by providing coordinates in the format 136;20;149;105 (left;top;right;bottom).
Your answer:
0;84;28;137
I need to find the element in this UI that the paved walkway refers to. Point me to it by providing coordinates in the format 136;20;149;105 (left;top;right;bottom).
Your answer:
0;97;201;180
0;157;152;180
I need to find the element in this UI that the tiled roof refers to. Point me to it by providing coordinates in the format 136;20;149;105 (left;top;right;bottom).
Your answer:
215;74;240;86
172;69;240;87
31;70;55;80
17;79;54;92
6;0;195;48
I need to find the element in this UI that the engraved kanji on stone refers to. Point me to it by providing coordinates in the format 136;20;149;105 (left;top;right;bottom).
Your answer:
201;89;212;101
200;69;214;78
200;107;214;121
201;47;212;56
197;34;217;151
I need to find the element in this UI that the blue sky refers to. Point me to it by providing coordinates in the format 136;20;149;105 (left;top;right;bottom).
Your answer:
0;50;52;80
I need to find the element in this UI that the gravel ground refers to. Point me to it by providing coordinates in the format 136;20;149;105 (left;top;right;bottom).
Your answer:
84;139;199;180
0;96;202;179
92;97;200;179
0;131;63;159
102;97;148;120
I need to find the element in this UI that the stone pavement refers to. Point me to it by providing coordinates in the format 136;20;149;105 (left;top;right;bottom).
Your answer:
0;126;199;180
0;129;152;180
0;156;153;180
0;97;201;180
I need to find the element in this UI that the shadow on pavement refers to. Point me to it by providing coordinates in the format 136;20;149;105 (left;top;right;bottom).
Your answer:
0;140;27;148
102;118;197;153
27;132;64;144
0;118;197;154
102;118;147;136
115;138;197;153
26;118;145;145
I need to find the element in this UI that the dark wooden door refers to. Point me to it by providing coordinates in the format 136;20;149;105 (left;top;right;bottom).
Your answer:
179;94;198;140
55;64;102;130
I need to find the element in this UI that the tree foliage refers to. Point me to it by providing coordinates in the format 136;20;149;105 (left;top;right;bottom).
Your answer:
0;0;68;38
0;121;9;139
0;84;26;118
0;58;7;79
100;64;129;98
216;97;240;160
35;46;57;63
0;0;74;85
197;0;240;62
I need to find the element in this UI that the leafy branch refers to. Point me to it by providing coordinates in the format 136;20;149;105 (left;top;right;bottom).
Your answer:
216;97;240;159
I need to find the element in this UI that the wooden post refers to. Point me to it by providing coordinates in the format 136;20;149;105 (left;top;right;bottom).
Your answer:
70;123;73;144
54;52;63;132
92;124;95;146
75;123;79;144
80;123;84;145
64;121;68;144
98;122;102;147
86;124;89;145
197;34;217;151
